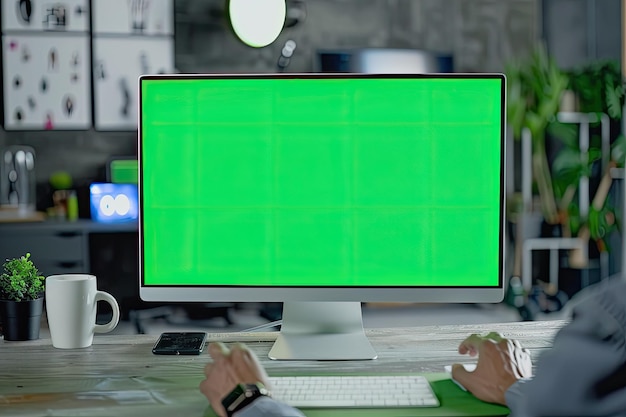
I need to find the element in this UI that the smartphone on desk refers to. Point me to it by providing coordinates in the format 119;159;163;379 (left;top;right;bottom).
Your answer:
152;332;207;355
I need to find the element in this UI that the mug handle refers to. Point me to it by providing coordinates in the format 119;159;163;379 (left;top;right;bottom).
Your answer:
94;291;120;334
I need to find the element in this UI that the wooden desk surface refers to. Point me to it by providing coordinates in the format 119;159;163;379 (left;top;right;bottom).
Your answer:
0;321;565;417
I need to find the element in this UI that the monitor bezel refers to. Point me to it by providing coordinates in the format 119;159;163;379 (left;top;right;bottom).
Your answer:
138;73;506;303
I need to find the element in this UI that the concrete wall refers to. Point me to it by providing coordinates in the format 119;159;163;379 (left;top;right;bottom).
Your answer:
1;0;540;211
543;0;621;70
175;0;539;73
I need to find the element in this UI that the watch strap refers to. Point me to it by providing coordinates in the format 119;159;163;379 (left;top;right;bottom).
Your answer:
222;383;270;417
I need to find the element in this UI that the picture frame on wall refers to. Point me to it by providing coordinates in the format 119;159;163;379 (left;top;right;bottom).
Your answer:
92;0;175;131
1;0;91;130
93;37;174;131
2;33;91;130
92;0;174;36
2;0;90;32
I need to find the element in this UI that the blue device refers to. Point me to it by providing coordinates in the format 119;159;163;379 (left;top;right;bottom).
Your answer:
90;182;138;223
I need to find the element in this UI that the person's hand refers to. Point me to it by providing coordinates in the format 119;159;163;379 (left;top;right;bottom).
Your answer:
452;332;532;405
199;342;272;417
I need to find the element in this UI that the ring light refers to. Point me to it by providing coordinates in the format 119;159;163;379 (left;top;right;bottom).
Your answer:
229;0;286;47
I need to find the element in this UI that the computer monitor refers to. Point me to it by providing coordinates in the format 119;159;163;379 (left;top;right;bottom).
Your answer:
138;73;505;360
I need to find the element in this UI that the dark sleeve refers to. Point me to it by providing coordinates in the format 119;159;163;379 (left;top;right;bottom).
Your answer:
506;279;626;417
235;396;305;417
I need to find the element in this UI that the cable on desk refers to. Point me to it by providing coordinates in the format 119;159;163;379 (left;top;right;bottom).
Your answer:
240;320;282;332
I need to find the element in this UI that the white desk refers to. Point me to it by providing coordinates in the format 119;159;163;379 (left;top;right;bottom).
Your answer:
0;321;565;417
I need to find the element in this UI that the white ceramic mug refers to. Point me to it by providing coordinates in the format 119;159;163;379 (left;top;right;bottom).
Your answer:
45;274;120;349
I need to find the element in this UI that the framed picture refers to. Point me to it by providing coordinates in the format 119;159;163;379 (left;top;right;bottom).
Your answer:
93;36;174;130
2;0;90;32
92;0;173;35
2;33;91;130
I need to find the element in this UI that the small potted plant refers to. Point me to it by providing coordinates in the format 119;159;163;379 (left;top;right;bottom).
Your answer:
0;253;45;341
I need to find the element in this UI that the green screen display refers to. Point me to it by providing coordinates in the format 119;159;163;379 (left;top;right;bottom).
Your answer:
140;75;503;288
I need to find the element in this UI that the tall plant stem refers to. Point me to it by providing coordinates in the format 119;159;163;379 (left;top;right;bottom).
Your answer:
532;138;559;224
575;162;616;242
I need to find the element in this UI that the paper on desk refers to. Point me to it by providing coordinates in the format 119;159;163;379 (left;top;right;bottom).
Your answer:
444;363;477;391
0;390;166;406
0;389;207;417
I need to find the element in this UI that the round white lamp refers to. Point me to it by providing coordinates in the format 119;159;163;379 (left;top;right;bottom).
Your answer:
229;0;286;48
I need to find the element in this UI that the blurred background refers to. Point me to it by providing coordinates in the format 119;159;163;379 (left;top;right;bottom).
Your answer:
1;0;625;332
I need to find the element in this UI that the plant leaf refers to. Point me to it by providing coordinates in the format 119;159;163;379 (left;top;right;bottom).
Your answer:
606;84;623;119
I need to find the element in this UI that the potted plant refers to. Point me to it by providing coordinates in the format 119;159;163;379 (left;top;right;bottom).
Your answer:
506;44;569;225
0;253;45;341
550;60;626;267
508;52;626;303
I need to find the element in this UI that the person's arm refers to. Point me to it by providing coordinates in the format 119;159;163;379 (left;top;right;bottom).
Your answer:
453;279;626;417
199;342;305;417
451;332;532;405
234;396;305;417
504;279;626;417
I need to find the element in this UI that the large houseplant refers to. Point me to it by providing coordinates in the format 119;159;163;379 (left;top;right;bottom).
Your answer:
508;48;626;264
551;60;626;263
506;44;569;225
0;253;45;341
505;51;626;317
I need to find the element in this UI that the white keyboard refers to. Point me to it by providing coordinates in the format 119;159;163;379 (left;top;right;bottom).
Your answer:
269;375;440;408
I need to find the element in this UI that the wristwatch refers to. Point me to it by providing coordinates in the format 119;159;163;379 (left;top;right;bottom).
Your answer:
221;382;271;416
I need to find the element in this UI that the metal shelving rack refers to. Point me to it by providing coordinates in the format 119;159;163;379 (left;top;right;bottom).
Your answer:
520;112;611;293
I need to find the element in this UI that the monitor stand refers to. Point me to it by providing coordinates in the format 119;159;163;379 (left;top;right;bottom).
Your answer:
268;301;378;361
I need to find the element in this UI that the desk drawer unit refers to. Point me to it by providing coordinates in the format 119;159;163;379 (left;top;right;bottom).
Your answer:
0;229;86;276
